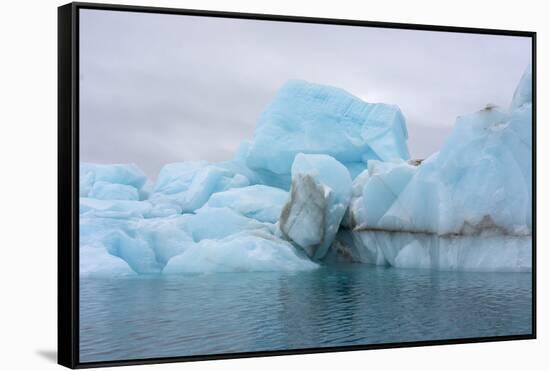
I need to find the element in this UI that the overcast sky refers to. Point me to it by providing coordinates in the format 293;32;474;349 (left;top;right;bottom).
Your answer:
79;9;531;179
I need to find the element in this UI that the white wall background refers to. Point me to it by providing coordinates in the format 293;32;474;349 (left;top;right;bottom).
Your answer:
0;0;547;370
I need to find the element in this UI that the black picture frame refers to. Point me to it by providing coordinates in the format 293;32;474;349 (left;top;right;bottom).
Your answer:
58;2;537;368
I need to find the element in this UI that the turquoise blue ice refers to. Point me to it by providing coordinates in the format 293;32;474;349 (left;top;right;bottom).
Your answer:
245;80;410;186
79;68;532;275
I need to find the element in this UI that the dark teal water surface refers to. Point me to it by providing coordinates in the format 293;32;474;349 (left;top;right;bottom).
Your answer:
80;265;532;362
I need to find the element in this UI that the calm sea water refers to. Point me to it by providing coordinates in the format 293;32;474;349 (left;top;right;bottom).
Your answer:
80;265;532;363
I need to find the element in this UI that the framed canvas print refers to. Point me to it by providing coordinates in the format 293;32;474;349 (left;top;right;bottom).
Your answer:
58;2;536;368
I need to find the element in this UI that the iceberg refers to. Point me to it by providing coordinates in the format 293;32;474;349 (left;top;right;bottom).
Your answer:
373;104;532;236
163;207;316;273
80;245;137;277
332;66;533;271
280;153;352;259
80;215;195;275
280;173;326;252
332;229;531;272
164;230;317;274
347;160;418;229
80;163;148;199
88;181;140;201
80;186;306;275
341;168;370;228
181;207;276;242
80;197;181;219
79;67;532;275
511;66;532;111
245;80;410;187
80;198;153;219
203;185;288;223
149;160;254;212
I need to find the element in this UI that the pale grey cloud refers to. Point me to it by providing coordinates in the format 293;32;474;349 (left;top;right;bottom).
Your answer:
79;9;531;178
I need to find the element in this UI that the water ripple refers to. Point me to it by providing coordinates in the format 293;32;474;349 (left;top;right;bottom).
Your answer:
80;265;532;362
